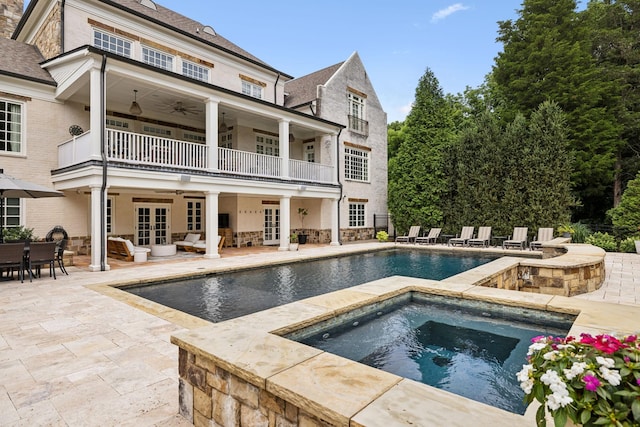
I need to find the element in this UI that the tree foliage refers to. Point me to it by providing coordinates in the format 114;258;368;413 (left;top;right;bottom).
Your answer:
388;69;456;234
608;171;640;235
444;101;572;236
492;0;627;221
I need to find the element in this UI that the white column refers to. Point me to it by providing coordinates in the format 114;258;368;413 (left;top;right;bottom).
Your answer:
89;184;109;271
330;132;339;184
279;195;291;251
279;119;290;179
204;191;220;259
330;198;340;246
89;67;102;160
205;99;219;172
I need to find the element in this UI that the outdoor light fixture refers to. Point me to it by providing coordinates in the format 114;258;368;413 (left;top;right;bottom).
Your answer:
289;132;295;143
129;89;142;115
218;112;228;132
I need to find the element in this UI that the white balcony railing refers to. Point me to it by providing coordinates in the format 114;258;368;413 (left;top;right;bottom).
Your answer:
57;129;335;184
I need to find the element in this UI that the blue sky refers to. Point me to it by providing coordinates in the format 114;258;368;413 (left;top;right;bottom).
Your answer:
162;1;525;122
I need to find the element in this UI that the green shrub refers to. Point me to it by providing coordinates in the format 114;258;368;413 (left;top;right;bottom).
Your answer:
608;171;640;236
376;231;389;242
618;236;639;253
570;222;591;244
585;232;617;252
2;225;37;241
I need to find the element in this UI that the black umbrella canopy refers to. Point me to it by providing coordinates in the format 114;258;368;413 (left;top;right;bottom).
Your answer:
0;169;64;242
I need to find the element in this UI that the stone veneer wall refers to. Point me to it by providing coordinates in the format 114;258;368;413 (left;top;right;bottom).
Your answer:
178;348;330;427
31;3;61;58
1;0;23;38
473;260;604;297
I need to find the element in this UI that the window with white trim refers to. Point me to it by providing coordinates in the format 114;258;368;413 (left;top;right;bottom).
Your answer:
349;93;365;119
142;125;172;137
0;100;23;153
187;201;202;231
183;132;206;143
304;143;315;163
93;29;131;57
2;197;21;229
344;147;369;181
348;203;366;227
242;81;263;99
219;132;233;149
256;135;279;156
106;197;114;234
182;60;209;82
106;118;130;130
142;46;174;71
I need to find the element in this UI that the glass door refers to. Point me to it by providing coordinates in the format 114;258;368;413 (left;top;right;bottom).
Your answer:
135;204;171;246
263;206;280;245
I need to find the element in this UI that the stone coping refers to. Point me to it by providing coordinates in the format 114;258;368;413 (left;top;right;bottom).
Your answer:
171;273;633;426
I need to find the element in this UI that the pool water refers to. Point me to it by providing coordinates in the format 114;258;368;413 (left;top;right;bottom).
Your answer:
291;293;574;414
125;249;496;323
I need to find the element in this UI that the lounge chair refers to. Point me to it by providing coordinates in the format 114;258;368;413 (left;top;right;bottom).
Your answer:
530;228;555;251
396;226;421;243
415;228;441;245
449;226;474;247
192;235;225;253
502;227;528;250
107;237;150;261
468;226;492;248
174;233;201;250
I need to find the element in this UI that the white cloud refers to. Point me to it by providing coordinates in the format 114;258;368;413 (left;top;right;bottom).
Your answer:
431;3;469;23
400;102;413;116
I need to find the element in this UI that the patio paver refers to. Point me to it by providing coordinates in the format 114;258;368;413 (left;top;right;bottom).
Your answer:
0;244;637;426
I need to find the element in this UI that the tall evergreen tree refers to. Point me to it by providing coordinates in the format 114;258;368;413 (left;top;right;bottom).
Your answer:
388;69;456;233
493;0;622;221
584;0;640;207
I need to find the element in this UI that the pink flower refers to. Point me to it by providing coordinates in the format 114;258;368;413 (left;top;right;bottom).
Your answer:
592;335;626;354
580;333;596;345
624;335;637;343
637;378;640;386
583;375;601;391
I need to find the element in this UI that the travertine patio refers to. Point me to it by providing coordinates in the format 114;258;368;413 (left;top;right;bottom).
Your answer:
0;244;638;426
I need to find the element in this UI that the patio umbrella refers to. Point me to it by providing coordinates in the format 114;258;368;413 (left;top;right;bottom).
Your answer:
0;169;64;243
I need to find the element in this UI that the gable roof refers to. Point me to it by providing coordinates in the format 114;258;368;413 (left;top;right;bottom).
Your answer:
15;0;292;78
284;62;344;108
0;38;56;85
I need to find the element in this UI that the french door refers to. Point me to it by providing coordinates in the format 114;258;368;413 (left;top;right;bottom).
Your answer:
135;203;171;246
263;205;280;245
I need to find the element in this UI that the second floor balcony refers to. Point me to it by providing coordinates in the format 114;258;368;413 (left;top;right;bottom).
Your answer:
57;129;335;184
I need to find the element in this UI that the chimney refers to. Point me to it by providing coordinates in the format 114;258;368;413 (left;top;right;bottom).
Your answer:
1;0;24;39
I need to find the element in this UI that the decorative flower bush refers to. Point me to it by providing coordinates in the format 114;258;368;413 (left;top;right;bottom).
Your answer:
376;230;389;242
517;333;640;427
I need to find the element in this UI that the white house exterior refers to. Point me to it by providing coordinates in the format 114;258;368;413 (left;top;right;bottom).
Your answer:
0;0;388;271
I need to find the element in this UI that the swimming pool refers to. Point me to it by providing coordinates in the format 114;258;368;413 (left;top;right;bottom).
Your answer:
126;249;497;323
288;292;575;414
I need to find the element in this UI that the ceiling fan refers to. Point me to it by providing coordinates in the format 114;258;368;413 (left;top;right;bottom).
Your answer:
153;189;200;195
159;99;203;115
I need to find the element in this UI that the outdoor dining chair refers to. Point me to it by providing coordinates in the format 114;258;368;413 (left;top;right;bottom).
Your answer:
0;242;26;283
28;241;57;282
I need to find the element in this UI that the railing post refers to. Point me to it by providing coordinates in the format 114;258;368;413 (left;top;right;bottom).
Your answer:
206;99;220;172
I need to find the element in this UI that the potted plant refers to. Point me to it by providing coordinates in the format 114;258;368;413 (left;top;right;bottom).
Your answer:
2;225;37;242
557;224;575;238
518;333;640;427
297;208;309;244
289;233;299;251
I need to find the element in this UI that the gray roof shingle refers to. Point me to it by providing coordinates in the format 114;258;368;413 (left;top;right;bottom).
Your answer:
284;62;343;108
0;37;55;85
106;0;275;71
